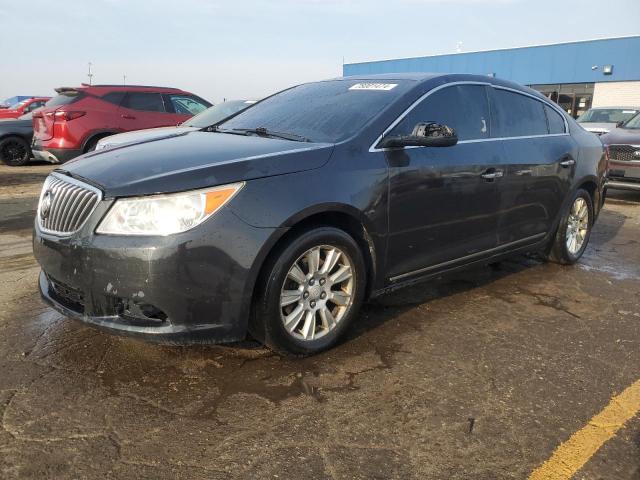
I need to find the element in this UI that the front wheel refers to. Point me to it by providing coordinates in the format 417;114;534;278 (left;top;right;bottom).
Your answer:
250;227;366;356
547;189;593;264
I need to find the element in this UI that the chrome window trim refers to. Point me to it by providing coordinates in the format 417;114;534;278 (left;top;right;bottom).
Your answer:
369;81;569;153
37;172;103;237
607;144;640;148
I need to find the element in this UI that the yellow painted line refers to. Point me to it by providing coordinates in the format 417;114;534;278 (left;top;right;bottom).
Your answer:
529;378;640;480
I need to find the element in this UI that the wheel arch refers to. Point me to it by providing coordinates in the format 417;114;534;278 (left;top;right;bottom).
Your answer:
575;174;602;217
81;130;120;152
248;205;379;315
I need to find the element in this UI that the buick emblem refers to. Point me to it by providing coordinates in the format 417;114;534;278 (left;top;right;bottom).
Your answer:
634;150;640;158
40;190;53;220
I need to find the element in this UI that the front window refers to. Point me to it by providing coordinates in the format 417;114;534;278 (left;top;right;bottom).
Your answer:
218;80;413;143
577;108;639;124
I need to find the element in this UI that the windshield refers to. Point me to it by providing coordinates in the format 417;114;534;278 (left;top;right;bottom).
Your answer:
184;100;255;128
577;108;639;124
218;80;413;143
622;113;640;129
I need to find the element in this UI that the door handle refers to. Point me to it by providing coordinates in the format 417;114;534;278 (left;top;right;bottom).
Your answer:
481;170;504;180
559;156;575;167
121;114;136;120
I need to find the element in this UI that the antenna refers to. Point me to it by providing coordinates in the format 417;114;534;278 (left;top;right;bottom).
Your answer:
123;74;127;85
87;62;94;85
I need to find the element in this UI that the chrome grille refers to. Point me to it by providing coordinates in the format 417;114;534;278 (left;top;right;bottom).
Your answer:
38;173;101;235
608;144;640;163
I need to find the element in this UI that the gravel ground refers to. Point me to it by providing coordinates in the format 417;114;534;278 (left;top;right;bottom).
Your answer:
1;163;639;479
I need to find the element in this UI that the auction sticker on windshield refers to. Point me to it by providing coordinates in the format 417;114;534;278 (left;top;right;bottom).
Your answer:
349;83;398;91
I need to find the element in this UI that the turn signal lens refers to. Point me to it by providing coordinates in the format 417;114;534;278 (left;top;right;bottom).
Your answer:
96;183;244;236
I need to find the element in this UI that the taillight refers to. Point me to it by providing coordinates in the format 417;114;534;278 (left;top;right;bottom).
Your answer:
53;111;86;122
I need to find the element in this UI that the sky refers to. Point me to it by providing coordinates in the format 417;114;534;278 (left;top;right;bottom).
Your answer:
1;0;639;103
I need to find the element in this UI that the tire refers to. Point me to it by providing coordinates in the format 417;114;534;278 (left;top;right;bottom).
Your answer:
547;188;594;265
0;136;31;166
250;227;366;356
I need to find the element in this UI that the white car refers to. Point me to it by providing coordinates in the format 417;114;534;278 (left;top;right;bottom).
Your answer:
576;106;639;135
95;100;257;150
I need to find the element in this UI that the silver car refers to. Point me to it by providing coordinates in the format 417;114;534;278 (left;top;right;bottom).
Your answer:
576;106;640;135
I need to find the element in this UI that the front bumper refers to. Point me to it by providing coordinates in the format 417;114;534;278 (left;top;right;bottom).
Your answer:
33;206;280;344
606;160;640;191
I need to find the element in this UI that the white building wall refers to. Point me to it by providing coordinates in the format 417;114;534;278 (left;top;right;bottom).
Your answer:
592;81;640;107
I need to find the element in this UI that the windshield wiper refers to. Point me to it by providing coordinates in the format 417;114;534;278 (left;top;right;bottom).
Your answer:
203;125;248;136
231;127;311;143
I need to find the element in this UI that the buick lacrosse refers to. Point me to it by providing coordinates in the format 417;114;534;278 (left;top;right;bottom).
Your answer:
34;74;606;355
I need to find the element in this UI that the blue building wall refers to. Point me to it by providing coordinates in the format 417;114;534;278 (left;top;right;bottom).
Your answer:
343;36;640;85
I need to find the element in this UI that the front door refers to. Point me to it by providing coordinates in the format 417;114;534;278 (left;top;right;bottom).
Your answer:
383;84;504;281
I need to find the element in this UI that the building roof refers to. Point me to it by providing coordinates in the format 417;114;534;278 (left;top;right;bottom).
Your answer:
344;35;640;85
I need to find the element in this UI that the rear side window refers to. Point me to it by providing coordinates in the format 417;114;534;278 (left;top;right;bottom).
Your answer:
165;94;210;115
46;91;84;108
491;89;547;137
123;92;165;112
390;85;490;141
545;105;566;134
102;91;126;106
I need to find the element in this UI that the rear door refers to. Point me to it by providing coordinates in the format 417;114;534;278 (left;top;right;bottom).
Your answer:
489;87;575;246
385;83;504;280
118;92;172;131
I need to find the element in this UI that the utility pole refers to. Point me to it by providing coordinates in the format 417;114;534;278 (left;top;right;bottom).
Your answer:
87;62;94;85
123;74;127;86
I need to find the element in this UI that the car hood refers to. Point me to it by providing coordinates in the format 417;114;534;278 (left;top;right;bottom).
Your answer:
580;122;617;134
97;126;198;150
601;127;640;145
60;131;334;198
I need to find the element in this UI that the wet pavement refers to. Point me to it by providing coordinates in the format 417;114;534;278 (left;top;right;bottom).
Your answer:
0;163;639;479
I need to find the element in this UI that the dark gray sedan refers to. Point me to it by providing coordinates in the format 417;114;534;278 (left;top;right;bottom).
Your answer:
33;73;606;355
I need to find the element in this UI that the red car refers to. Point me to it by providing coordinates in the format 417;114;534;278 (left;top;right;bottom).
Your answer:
32;85;211;163
0;97;50;119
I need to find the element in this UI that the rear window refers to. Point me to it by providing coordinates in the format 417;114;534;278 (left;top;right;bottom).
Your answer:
545;105;566;134
491;89;548;137
123;92;165;112
46;91;84;108
101;91;126;106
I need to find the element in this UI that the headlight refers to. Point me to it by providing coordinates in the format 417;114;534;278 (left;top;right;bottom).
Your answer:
96;183;243;235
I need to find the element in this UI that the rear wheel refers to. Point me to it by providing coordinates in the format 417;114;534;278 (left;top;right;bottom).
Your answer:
0;136;30;166
250;227;366;356
547;189;593;264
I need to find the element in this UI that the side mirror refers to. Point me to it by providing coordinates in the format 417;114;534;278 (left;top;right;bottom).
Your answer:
378;122;458;149
616;120;625;128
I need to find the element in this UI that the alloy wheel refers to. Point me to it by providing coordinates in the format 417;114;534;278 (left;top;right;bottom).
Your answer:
566;197;589;255
280;245;355;341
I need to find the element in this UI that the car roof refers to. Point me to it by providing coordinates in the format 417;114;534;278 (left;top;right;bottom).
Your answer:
338;72;542;97
55;85;186;94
